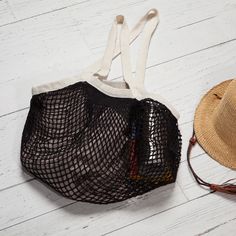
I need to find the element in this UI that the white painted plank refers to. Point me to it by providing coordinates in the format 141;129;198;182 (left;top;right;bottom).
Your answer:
0;183;187;234
3;0;234;28
6;0;87;25
0;110;30;190
0;0;16;26
206;217;236;236
0;180;74;231
4;0;144;26
1;3;236;116
105;193;236;236
0;8;92;115
179;121;204;161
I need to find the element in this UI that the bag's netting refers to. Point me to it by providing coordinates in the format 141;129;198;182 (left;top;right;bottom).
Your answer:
21;82;182;204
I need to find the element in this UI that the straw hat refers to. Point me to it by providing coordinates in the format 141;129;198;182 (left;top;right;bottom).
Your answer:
194;79;236;169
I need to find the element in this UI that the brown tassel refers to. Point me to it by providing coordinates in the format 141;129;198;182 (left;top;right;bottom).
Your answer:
210;183;236;194
187;130;236;195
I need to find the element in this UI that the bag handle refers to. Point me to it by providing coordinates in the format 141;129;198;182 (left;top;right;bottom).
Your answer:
135;9;159;87
95;14;133;88
95;15;125;79
95;9;159;90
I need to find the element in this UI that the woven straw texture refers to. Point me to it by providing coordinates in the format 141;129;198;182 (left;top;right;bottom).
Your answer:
194;79;236;169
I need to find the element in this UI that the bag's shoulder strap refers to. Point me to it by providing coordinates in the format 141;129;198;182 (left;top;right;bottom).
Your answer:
95;14;133;88
134;9;159;88
81;9;159;91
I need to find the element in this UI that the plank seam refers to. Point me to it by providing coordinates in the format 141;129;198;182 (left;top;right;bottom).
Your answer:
195;216;236;236
0;0;90;28
101;193;210;236
176;16;216;29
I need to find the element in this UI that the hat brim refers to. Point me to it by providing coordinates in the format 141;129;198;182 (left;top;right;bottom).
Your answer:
194;79;236;170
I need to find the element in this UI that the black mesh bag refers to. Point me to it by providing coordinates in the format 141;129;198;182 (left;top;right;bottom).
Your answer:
21;9;182;204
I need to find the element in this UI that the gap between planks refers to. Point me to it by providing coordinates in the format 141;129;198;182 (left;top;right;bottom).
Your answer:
0;0;90;28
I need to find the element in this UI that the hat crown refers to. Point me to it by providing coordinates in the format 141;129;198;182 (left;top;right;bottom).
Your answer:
213;80;236;147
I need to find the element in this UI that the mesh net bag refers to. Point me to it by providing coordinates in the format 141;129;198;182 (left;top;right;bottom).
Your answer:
21;9;182;204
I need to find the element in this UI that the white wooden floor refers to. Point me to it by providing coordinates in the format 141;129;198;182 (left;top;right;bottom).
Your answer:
0;0;236;235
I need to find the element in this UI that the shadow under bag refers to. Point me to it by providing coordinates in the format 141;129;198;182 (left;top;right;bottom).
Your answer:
21;9;182;204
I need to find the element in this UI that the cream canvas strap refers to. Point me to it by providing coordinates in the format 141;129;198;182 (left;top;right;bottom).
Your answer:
95;14;133;88
94;9;159;91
